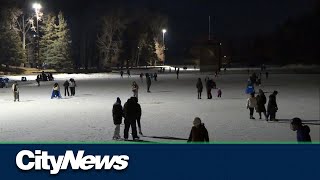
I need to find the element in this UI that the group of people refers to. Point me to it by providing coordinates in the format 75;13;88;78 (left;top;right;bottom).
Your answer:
51;79;77;99
196;77;219;99
112;97;143;140
246;89;278;121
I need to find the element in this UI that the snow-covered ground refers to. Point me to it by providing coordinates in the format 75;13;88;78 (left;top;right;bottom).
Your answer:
0;72;319;143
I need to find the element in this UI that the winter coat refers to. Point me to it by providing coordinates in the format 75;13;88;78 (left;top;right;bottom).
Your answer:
297;125;311;142
123;99;139;121
112;102;123;125
267;94;278;113
188;124;209;142
146;77;151;86
69;81;76;88
247;97;257;108
206;80;213;89
256;94;266;112
132;84;139;92
196;81;203;92
12;84;19;92
63;81;70;87
53;85;60;91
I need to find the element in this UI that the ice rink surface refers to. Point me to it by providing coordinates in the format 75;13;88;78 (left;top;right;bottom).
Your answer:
0;71;319;142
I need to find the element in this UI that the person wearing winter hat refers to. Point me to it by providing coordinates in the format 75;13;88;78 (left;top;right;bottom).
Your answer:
290;117;312;143
187;117;209;143
112;97;123;140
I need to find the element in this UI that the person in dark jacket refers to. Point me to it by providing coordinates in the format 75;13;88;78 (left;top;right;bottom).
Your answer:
290;117;311;143
206;79;213;99
188;117;209;143
256;89;267;120
120;70;124;78
123;97;139;140
112;97;123;140
132;97;143;135
267;91;278;121
176;68;180;79
196;78;203;99
146;75;151;93
154;73;158;81
63;80;70;96
127;69;131;77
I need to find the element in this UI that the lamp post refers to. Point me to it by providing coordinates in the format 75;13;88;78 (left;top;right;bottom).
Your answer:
33;3;41;68
162;29;167;65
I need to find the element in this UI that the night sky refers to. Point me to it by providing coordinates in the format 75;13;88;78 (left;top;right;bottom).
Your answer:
2;0;317;60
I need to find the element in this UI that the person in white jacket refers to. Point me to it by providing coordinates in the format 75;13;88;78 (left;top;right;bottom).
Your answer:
12;81;19;102
247;92;257;119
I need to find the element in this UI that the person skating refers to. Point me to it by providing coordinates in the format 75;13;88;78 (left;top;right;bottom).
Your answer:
69;78;77;96
36;75;40;86
196;78;203;99
154;73;157;81
146;75;151;93
187;117;209;143
206;79;213;99
127;69;131;77
12;81;19;102
267;91;278;121
51;83;62;99
290;117;312;143
120;70;124;78
132;97;143;135
217;88;222;98
256;89;267;120
123;97;139;140
246;92;257;119
176;68;180;79
63;80;70;96
112;97;123;140
132;81;139;99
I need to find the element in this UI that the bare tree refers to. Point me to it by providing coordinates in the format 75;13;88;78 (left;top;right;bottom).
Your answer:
8;7;41;63
96;14;125;68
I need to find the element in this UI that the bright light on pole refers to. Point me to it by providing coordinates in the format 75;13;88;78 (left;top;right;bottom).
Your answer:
162;29;167;65
33;3;42;68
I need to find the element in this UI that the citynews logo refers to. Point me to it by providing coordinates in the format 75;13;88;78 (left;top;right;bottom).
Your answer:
16;150;129;175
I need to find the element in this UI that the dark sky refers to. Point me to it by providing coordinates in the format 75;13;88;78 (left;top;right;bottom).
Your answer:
3;0;317;59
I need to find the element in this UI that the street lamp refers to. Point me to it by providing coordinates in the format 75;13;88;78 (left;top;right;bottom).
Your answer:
33;3;42;68
162;29;167;65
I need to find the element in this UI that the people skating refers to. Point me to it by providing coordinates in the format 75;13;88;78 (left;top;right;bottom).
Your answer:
217;88;222;98
51;83;62;99
290;117;312;143
63;80;70;96
69;78;77;96
120;70;124;78
123;97;139;140
246;92;257;119
132;97;143;135
256;89;267;120
176;68;180;79
112;97;123;140
154;73;158;81
146;75;151;93
127;69;131;77
206;79;213;99
12;81;19;102
187;117;209;143
267;91;278;121
132;81;139;99
196;78;203;99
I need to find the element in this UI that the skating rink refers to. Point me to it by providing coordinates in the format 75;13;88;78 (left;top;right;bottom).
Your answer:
0;72;319;143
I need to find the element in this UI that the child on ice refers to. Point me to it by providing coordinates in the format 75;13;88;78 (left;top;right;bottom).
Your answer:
217;88;222;98
51;83;62;99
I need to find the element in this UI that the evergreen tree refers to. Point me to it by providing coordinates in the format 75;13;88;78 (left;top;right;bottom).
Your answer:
0;8;24;65
40;12;72;68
